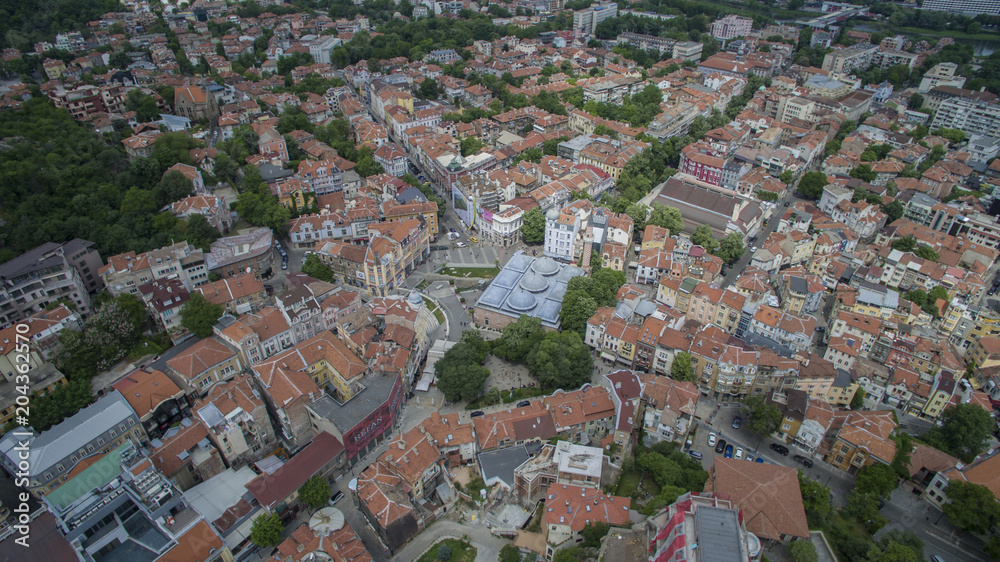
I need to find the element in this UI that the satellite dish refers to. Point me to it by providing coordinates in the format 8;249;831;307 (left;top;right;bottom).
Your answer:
309;507;345;535
246;267;251;273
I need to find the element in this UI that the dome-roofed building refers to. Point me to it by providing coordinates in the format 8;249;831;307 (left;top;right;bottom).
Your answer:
473;251;584;331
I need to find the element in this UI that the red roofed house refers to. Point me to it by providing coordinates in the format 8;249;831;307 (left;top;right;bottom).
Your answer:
543;483;630;559
166;336;244;396
604;369;644;464
165;163;206;194
822;410;898;473
270;522;372;562
246;431;345;515
925;448;1000;508
138;277;191;341
705;457;809;544
356;462;420;553
148;418;225;491
175;85;219;121
112;368;188;441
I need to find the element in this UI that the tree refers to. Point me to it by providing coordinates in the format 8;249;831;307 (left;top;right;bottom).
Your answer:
798;171;828;199
154;170;194;208
876;529;924;561
180;292;224;338
521;207;545;244
493;315;545;364
850;164;877;183
298;476;331;510
923;403;994;462
647;203;683;235
883;200;903;223
184;214;220;250
854;463;899;498
716;232;745;263
850;388;866;410
787;540;818;562
499;544;521;562
742;395;782;437
670;352;695;382
913;246;939;262
460;136;484;156
943;481;1000;533
420;77;439;99
435;331;491;402
552;547;585;562
933;128;966;145
580;522;610;548
527;330;593;390
891;236;917;253
908;93;924;110
56;296;147;379
109;50;131;69
559;292;598;336
436;543;452;560
249;512;283;547
125;90;160;122
847;490;888;534
302;254;335;283
690;225;714;249
799;472;832;527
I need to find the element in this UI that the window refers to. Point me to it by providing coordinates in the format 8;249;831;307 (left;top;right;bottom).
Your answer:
781;424;791;431
835;456;844;463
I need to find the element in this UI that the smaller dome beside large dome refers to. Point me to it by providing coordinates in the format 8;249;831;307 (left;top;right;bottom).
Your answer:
531;257;560;276
507;289;537;311
519;272;549;293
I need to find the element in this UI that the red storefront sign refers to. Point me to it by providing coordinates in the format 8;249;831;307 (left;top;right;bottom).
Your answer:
343;374;403;458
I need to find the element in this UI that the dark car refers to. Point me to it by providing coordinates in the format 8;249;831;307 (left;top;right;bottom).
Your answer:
793;454;814;468
816;326;826;333
724;444;734;458
770;443;789;456
517;400;531;408
330;490;344;504
784;201;790;207
715;439;727;454
732;416;742;429
687;451;703;460
470;410;485;417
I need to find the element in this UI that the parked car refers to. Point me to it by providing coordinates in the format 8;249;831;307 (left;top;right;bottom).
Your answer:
455;242;467;248
746;452;754;462
470;410;485;418
715;439;727;454
750;246;758;253
770;443;789;456
732;416;742;429
281;259;288;270
793;454;814;468
784;201;790;207
329;491;344;504
687;450;703;460
708;432;717;446
735;447;744;460
724;445;734;458
755;456;764;463
517;400;531;407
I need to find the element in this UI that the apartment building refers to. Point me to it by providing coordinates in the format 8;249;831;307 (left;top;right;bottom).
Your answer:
821;44;879;75
572;2;618;34
931;96;1000;138
0;241;97;328
100;241;209;297
711;15;753;41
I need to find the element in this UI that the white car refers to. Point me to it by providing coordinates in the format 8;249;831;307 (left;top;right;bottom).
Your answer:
455;242;467;248
735;447;744;460
750;246;758;253
707;432;717;447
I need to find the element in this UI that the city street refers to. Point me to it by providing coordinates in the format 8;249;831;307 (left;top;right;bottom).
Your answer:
878;486;987;561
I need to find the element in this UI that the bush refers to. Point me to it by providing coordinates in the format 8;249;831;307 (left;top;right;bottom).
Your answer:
437;544;452;560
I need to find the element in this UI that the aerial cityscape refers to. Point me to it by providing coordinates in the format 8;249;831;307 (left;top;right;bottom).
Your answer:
0;0;1000;561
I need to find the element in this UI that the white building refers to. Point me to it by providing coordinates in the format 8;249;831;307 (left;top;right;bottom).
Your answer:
711;15;753;41
572;2;618;34
544;208;581;262
920;0;1000;16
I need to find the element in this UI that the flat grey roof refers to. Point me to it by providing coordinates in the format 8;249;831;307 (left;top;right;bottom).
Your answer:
307;373;399;431
478;445;531;489
695;505;744;562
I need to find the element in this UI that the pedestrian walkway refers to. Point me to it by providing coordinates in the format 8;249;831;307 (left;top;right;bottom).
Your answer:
391;520;507;562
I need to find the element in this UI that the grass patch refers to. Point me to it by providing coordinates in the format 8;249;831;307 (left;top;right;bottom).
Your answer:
615;471;642;497
127;336;168;361
416;538;477;562
421;296;446;323
641;474;661;497
526;503;544;532
416;279;431;291
440;266;500;278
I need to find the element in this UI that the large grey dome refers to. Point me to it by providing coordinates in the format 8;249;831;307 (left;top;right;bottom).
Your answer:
546;208;560;221
507;289;537;311
532;257;560;276
519;272;549;293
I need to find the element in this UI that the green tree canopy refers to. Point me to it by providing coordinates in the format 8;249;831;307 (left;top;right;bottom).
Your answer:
492;315;545;364
180;292;224;338
435;330;492;402
520;207;545;244
647;203;684;235
670;352;695;382
249;512;284;547
742;395;782;437
943;480;1000;533
298;476;332;510
526;330;593;390
302;254;335;283
798;171;828;200
923;403;994;462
